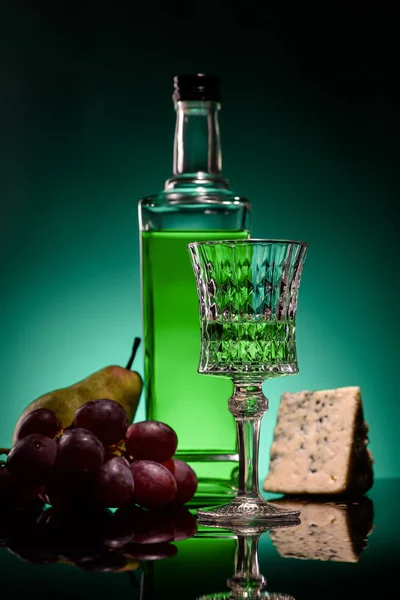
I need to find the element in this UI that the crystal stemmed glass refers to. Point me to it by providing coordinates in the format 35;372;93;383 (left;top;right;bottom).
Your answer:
188;239;308;524
197;520;299;600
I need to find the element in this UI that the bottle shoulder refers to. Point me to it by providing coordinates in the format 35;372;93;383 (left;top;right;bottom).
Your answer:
139;187;251;233
139;187;250;208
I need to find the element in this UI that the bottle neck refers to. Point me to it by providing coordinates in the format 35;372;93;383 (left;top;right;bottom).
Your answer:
165;100;228;190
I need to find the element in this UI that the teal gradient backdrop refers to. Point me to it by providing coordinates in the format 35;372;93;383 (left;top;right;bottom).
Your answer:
0;5;397;479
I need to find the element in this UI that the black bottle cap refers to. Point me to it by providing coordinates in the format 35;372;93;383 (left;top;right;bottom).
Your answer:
173;73;221;102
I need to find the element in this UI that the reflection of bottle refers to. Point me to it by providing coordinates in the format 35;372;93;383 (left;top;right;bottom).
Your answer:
139;74;251;500
142;534;237;600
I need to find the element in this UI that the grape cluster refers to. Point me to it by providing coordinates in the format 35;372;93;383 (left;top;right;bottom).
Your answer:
1;400;198;511
0;501;197;571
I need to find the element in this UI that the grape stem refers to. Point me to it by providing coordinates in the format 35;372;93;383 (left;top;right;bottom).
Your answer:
0;448;10;455
125;337;141;371
108;441;133;463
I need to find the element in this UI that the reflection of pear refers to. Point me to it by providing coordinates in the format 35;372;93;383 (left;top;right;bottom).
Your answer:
57;556;141;572
12;339;142;445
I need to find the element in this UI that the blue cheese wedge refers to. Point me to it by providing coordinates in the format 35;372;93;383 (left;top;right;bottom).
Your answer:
263;386;373;495
269;497;374;562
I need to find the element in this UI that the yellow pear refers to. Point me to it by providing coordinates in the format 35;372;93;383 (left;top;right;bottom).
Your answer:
12;338;143;445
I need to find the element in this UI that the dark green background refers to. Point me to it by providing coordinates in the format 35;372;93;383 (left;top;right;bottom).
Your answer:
0;3;397;479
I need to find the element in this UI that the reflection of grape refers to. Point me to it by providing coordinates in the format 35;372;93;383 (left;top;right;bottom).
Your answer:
57;428;104;474
5;506;58;565
163;458;198;505
7;434;58;485
168;506;198;541
43;507;112;561
103;510;135;550
133;510;175;544
94;456;134;508
7;541;58;565
77;551;128;572
15;408;62;441
130;460;177;509
125;421;178;462
125;542;178;560
116;504;175;544
2;502;199;571
74;399;129;446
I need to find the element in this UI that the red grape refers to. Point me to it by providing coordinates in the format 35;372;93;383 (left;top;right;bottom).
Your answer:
0;465;41;507
0;504;44;543
56;428;104;474
93;456;134;508
15;408;62;441
130;460;177;509
125;421;178;462
44;472;95;509
103;453;129;466
163;458;198;505
74;399;129;446
7;434;58;485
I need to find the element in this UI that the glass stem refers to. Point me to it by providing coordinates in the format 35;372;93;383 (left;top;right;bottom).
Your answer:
228;381;268;500
236;417;261;499
236;533;260;576
227;533;266;596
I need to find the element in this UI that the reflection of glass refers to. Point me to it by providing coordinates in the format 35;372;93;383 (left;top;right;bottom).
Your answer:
269;496;374;562
188;240;308;524
196;522;299;600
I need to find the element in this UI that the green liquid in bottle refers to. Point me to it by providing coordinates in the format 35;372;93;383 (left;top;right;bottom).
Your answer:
141;229;249;500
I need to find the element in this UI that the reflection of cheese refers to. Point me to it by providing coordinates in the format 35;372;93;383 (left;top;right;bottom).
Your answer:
263;386;373;495
270;497;374;562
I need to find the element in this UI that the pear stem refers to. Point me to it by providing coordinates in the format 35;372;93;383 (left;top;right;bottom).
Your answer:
126;337;141;371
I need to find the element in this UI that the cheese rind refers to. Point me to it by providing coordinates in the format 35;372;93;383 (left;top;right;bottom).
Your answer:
269;497;374;562
263;386;373;495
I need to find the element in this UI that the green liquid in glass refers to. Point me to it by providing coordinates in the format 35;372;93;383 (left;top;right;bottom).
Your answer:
141;230;249;500
202;320;297;372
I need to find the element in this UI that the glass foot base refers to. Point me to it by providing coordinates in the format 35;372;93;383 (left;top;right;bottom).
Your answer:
196;497;301;526
198;594;294;600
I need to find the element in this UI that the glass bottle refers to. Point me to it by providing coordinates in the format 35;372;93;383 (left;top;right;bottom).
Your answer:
138;74;251;501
